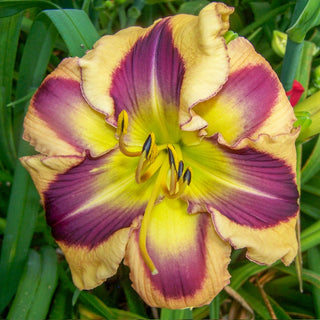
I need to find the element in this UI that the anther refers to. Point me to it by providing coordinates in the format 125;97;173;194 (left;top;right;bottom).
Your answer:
183;167;192;185
136;133;158;184
167;145;179;195
177;161;184;180
168;148;176;170
117;110;128;136
167;145;178;170
142;133;158;162
117;111;141;157
142;134;152;156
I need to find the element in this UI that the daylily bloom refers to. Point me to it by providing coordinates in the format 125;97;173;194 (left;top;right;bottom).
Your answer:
21;2;300;309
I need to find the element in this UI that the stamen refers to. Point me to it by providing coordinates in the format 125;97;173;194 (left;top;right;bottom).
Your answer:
177;161;184;180
162;166;192;199
183;167;192;185
119;136;141;157
135;150;147;184
139;163;168;275
117;110;129;136
142;134;152;156
169;167;176;195
167;145;179;195
117;110;141;157
144;133;158;162
136;133;159;184
167;145;178;170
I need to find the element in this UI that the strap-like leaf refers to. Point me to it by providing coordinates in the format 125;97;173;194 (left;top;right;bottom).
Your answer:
42;9;100;56
0;14;22;170
0;0;58;18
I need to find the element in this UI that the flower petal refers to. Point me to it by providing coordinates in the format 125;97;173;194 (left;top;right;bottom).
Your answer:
79;3;233;134
21;150;159;289
212;211;297;266
23;57;116;157
184;133;299;265
57;225;135;290
124;198;231;309
194;37;296;144
172;2;233;130
80;18;184;145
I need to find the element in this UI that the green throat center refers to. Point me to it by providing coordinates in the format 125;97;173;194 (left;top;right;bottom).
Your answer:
116;110;193;274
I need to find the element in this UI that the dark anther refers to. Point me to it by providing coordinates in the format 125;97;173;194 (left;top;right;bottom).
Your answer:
168;148;176;170
121;118;125;133
177;161;184;180
142;134;152;156
183;168;192;185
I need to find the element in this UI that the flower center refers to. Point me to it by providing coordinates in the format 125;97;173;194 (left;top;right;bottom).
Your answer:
117;110;192;274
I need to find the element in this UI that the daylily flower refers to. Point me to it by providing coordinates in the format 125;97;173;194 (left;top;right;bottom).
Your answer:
21;2;299;309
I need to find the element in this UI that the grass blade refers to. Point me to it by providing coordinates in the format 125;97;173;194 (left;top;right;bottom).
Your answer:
0;0;59;18
13;11;58;143
43;9;100;56
209;294;220;319
308;246;320;318
0;9;60;312
58;266;146;319
0;14;22;170
301;135;320;184
26;247;58;320
0;141;39;313
160;308;193;320
239;3;293;37
7;250;42;320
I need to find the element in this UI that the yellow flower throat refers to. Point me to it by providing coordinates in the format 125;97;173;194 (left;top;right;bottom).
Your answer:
117;110;192;274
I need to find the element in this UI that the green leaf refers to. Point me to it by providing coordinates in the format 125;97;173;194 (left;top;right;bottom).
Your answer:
276;264;320;289
250;2;274;41
287;0;320;43
302;172;320;196
0;14;22;170
229;224;320;294
300;191;320;219
308;246;320;318
42;9;100;56
230;262;269;290
0;142;39;313
238;282;291;320
48;284;72;319
301;220;320;252
120;267;148;317
58;266;145;319
0;0;58;18
177;0;210;15
7;250;42;320
160;308;193;320
13;11;58;143
239;3;293;37
209;294;220;320
26;247;58;320
0;8;60;311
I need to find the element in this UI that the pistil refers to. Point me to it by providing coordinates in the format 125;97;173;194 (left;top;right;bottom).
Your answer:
139;163;169;275
116;110;193;274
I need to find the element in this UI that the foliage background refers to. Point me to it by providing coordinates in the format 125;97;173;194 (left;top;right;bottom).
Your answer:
1;0;320;319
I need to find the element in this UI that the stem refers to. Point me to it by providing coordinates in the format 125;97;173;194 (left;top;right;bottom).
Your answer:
280;0;308;91
280;39;303;91
209;294;220;319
